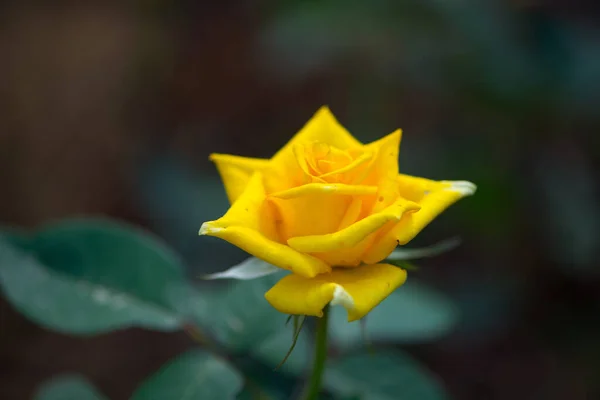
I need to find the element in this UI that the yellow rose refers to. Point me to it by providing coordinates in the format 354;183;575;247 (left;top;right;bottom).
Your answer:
200;106;475;321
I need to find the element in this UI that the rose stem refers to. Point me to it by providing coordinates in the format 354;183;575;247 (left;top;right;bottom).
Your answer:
302;305;330;400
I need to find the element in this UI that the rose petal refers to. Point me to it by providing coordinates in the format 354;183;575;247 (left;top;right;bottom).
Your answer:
361;129;403;212
313;233;376;267
338;198;363;230
287;196;420;253
269;193;353;241
209;153;270;204
199;172;331;278
266;106;363;193
268;184;377;242
264;263;407;321
275;106;362;156
319;151;374;183
269;183;377;199
361;176;477;264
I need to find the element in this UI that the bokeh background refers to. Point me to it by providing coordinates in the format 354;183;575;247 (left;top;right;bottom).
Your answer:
1;1;600;399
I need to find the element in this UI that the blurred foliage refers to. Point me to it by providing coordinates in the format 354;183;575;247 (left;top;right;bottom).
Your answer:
329;280;458;349
129;350;244;400
325;350;447;400
1;219;456;399
34;375;108;400
0;220;187;334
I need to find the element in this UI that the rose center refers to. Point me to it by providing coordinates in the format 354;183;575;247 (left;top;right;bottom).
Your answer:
299;141;372;184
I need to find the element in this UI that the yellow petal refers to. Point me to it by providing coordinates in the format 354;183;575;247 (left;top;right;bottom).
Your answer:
362;129;402;179
319;151;373;181
361;129;403;213
270;183;377;199
210;153;270;204
199;172;330;278
304;197;369;267
361;176;476;264
360;217;413;265
338;197;363;230
287;196;420;253
267;182;376;243
276;106;363;156
200;225;330;278
265;107;363;192
398;179;476;243
264;263;407;321
269;194;352;241
291;143;323;184
313;233;376;267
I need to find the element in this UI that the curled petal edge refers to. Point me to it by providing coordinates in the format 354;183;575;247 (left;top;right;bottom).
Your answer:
287;197;420;253
199;223;331;278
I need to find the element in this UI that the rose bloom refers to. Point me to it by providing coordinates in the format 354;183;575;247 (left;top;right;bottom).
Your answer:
200;107;475;321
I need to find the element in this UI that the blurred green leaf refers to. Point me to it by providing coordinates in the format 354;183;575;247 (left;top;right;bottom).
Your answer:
0;219;188;334
130;349;243;400
330;281;458;348
325;350;447;400
235;359;297;400
34;375;107;400
0;229;31;249
199;273;290;351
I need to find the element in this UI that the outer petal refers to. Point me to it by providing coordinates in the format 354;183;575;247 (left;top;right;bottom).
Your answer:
361;129;403;213
210;153;270;204
275;106;362;157
400;179;476;243
361;175;476;264
287;196;420;253
362;129;401;183
199;172;331;278
264;263;407;321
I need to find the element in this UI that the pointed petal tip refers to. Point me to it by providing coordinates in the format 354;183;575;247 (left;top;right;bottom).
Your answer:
313;105;336;120
208;153;227;162
198;221;223;236
444;180;477;196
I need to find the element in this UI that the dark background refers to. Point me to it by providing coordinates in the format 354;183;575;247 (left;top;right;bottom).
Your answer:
1;1;599;399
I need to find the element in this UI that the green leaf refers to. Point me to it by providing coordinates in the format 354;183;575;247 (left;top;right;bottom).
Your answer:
330;281;458;347
325;350;448;400
0;219;188;334
0;229;31;249
34;375;107;400
200;273;289;351
131;349;243;400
